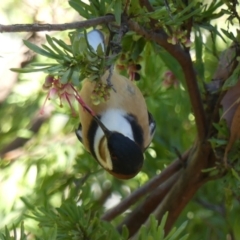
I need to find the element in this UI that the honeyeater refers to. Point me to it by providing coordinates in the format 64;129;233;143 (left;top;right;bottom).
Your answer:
76;30;155;179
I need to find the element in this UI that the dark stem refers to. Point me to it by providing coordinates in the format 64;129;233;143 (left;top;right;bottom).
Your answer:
0;15;115;32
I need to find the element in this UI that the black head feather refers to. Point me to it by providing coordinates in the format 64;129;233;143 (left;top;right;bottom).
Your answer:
106;132;144;177
90;115;144;179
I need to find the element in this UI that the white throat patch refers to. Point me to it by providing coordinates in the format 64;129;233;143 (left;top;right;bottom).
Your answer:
94;109;134;170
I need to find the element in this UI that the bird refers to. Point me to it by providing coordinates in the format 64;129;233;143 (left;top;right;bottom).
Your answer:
75;30;155;179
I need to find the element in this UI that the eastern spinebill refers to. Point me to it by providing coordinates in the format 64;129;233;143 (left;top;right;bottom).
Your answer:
75;30;155;179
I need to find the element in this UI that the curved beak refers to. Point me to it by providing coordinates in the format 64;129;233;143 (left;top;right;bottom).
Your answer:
92;115;111;137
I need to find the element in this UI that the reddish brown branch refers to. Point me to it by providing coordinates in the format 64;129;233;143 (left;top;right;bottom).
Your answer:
139;0;154;12
0;15;115;32
127;20;207;141
101;152;189;221
155;142;216;234
139;0;159;29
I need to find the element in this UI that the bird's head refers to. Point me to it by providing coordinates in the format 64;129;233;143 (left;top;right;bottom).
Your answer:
106;132;144;179
94;116;144;179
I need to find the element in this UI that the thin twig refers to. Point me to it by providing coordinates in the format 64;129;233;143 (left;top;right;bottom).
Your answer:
72;85;97;117
105;17;128;89
139;0;159;30
195;198;225;216
139;0;154;11
0;15;115;32
106;65;115;90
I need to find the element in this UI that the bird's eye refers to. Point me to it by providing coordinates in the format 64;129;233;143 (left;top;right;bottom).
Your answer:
110;152;117;160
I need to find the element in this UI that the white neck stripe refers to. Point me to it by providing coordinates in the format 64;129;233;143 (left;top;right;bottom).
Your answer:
94;109;134;170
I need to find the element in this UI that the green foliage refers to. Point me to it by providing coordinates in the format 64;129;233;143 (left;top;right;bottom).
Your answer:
0;223;26;240
223;61;240;89
137;213;188;240
69;0;122;24
25;201;124;240
181;178;240;240
11;31;105;85
0;210;189;240
209;119;229;149
1;0;240;239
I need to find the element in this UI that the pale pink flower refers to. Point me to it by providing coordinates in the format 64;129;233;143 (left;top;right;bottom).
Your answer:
162;71;179;88
40;76;77;116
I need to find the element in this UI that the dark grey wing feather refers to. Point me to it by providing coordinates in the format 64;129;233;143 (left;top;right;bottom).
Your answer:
148;111;156;138
75;123;83;143
143;112;156;151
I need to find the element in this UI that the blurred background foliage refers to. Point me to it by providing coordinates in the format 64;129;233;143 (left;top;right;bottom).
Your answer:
0;0;239;239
